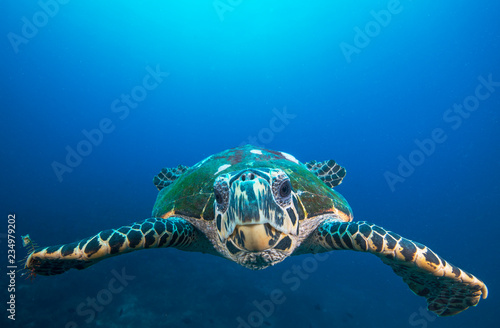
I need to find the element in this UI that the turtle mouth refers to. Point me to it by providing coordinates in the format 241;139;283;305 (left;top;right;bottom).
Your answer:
228;222;285;252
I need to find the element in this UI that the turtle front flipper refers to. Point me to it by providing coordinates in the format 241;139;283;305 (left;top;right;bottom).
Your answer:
24;217;213;277
297;220;488;316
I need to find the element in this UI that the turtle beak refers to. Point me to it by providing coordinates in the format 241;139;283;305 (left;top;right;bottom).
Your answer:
229;223;283;252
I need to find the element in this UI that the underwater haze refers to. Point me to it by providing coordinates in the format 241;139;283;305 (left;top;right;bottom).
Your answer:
1;0;499;327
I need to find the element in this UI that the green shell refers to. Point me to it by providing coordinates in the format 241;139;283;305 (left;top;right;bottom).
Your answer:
151;145;352;222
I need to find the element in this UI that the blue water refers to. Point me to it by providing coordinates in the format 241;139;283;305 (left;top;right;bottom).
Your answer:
2;1;499;327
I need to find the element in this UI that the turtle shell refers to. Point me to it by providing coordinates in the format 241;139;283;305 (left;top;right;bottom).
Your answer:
151;145;352;223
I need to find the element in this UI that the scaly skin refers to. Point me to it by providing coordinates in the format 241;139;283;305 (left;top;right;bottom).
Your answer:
297;219;488;316
24;217;210;276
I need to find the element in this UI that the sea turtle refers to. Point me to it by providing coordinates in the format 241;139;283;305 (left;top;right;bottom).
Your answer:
24;145;487;316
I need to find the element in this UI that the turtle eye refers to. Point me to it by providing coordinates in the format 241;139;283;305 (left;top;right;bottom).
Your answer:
279;180;292;198
273;173;293;207
214;189;223;203
214;179;229;213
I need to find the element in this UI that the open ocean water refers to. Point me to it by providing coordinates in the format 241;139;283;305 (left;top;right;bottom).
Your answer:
1;1;499;327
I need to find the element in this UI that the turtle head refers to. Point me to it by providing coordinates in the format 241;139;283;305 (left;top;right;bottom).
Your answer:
213;168;301;269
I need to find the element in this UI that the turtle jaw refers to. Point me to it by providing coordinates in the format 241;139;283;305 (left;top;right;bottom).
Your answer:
234;248;289;270
228;223;285;252
223;221;297;270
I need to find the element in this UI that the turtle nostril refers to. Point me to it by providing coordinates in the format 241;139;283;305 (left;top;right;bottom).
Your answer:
240;172;256;181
